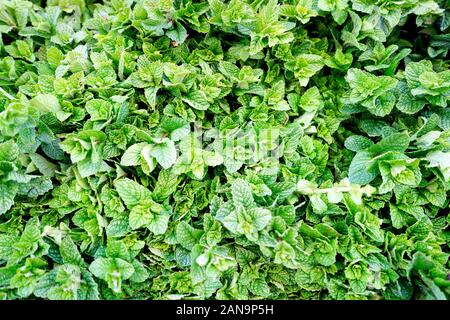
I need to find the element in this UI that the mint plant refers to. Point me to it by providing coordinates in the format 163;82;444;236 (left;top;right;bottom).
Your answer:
0;0;449;300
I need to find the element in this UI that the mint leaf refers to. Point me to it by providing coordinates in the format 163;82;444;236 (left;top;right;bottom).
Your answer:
129;205;153;230
1;0;449;301
348;151;379;185
166;23;188;44
120;143;146;166
149;140;177;169
182;91;210;110
0;183;18;215
231;179;254;208
114;178;152;208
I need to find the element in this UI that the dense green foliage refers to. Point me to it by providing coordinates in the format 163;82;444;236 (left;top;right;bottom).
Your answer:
0;0;449;300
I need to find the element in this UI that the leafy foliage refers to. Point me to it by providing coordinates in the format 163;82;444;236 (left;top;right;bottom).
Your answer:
0;0;449;300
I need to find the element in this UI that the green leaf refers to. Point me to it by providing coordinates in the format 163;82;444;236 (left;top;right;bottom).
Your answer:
114;178;152;208
166;23;188;44
300;86;323;112
149;140;177;169
129;205;152;230
182;91;210;110
176;222;204;250
0;140;19;161
152;170;180;202
89;257;135;290
231;179;254;208
389;204;415;229
129;260;149;283
0;182;18;215
249;277;271;297
345;135;374;152
85;99;111;121
60;236;84;267
29;153;57;177
348;151;378;184
120;143;146;166
247;207;272;230
369;133;410;154
106;217;130;238
148;213;170;235
30;94;61;113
